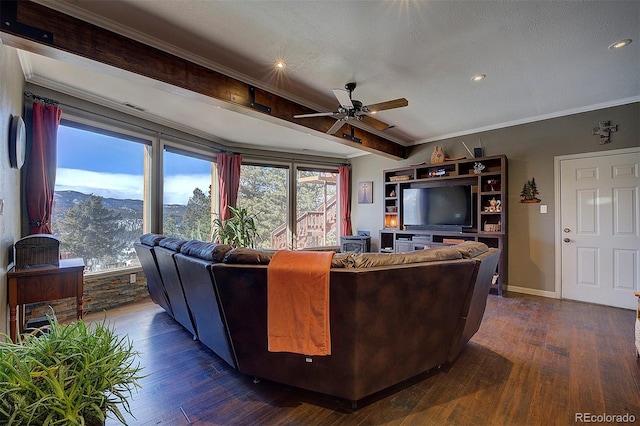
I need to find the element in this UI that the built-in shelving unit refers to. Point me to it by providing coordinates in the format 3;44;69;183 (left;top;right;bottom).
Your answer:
380;155;507;295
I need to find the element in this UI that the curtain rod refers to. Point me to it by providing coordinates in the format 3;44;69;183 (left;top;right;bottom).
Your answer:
24;91;59;106
23;91;350;167
24;90;211;148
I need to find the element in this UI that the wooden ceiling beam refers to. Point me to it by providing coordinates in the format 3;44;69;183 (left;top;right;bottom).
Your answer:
0;1;407;159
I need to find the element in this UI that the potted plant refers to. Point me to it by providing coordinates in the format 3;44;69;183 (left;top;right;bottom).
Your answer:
0;319;144;425
211;206;259;248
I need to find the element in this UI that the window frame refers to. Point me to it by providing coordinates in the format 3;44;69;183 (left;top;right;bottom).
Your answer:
159;139;219;239
293;163;340;250
55;114;155;273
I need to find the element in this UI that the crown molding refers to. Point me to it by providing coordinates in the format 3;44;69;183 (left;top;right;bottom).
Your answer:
411;96;640;146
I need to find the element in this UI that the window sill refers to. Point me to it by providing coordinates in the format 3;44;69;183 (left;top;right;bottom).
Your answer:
84;265;143;279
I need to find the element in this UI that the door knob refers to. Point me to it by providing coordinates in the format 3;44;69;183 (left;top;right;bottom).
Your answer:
563;228;571;233
563;238;571;243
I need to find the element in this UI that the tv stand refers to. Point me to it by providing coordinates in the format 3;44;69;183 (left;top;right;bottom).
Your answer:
381;155;507;295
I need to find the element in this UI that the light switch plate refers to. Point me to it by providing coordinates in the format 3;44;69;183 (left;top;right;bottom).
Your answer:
0;198;4;215
540;204;547;214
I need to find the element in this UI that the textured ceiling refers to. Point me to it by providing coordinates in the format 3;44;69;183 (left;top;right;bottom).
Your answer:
17;0;640;158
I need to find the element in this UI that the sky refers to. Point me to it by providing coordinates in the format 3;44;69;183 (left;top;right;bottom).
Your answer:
55;125;213;204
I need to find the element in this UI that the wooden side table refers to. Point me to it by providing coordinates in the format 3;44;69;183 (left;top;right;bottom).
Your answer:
7;258;85;343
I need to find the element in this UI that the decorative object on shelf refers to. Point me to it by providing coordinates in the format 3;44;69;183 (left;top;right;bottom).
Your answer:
461;141;474;157
389;175;411;181
389;189;396;197
487;178;500;191
384;215;398;228
592;120;618;144
520;177;541;203
484;221;501;232
474;137;484;158
496;200;502;212
358;181;373;204
430;146;446;164
386;206;398;213
488;197;498;212
473;162;485;174
428;168;447;177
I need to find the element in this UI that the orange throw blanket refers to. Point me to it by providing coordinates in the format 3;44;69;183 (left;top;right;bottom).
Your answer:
267;250;335;356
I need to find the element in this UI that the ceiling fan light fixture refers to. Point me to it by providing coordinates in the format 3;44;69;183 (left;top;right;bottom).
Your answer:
275;60;286;69
608;39;632;50
471;74;486;82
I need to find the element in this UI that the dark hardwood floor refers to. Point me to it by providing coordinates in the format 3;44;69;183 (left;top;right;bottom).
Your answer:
85;293;640;425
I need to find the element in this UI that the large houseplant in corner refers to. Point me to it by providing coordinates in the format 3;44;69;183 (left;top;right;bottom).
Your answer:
0;319;143;425
212;205;259;248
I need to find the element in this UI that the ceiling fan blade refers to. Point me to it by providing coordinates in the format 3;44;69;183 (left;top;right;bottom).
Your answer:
363;98;408;113
359;114;393;131
326;119;347;135
294;111;337;118
332;89;354;110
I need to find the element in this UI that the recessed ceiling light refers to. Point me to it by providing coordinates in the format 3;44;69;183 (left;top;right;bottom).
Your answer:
275;60;286;69
608;39;632;50
471;74;486;82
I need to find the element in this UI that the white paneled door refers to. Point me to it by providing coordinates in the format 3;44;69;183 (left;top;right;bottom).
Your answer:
560;149;640;310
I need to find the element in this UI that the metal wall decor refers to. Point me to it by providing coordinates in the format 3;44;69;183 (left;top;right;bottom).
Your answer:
592;120;618;144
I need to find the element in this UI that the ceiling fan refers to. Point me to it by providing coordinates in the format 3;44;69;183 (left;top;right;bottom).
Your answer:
294;82;408;135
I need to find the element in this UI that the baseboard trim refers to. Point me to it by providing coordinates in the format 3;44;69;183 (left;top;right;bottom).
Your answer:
505;285;559;299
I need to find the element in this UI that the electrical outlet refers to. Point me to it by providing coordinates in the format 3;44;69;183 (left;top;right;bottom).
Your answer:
129;273;136;284
0;198;4;215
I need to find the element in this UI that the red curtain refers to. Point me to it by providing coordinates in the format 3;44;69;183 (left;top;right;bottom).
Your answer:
338;165;353;236
26;102;62;234
217;153;242;221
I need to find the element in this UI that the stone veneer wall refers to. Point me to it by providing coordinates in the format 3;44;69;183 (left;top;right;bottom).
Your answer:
25;267;150;323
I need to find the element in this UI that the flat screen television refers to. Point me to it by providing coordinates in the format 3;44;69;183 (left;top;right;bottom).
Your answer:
402;185;473;230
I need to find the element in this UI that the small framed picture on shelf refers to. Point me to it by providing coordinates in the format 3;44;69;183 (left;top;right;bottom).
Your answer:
358;181;373;204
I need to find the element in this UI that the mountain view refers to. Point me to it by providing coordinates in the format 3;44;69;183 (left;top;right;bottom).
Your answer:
52;191;186;271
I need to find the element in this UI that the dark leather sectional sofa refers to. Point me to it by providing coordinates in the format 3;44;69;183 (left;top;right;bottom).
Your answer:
134;234;500;404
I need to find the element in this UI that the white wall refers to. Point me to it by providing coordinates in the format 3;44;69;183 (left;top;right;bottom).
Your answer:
0;43;25;338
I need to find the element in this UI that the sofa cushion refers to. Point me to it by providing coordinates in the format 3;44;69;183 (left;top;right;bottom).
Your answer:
140;233;165;247
331;252;355;268
454;241;490;258
158;236;188;252
351;246;463;268
223;247;275;264
181;240;233;262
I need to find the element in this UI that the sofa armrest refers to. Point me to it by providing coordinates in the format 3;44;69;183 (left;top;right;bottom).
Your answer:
447;248;501;363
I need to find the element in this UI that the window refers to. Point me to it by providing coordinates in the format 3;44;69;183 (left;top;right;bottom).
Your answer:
237;164;288;249
162;146;216;241
295;168;338;249
52;117;344;274
52;122;149;272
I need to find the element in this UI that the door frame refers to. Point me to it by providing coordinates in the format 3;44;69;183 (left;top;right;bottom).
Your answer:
554;146;640;301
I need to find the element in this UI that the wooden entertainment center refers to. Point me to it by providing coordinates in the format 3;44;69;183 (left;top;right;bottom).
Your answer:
380;155;507;295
